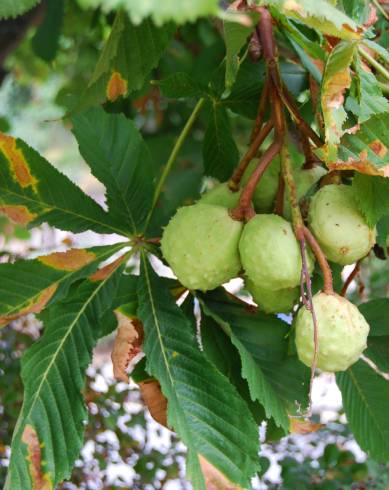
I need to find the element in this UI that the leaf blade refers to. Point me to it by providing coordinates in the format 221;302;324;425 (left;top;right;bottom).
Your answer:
137;255;260;489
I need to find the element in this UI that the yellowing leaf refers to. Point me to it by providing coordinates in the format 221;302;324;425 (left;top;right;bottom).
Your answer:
321;41;356;162
112;310;143;382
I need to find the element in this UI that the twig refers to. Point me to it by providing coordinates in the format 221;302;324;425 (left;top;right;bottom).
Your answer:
303;227;334;295
250;75;270;142
229;120;273;190
145;98;205;228
281;85;324;148
230;139;283;220
273;173;285;215
281;144;318;417
340;261;361;297
359;46;389;82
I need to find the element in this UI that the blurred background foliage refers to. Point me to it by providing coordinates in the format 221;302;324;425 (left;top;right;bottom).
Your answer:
1;0;389;488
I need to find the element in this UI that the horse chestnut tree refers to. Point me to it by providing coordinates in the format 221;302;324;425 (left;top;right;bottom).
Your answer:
0;1;388;489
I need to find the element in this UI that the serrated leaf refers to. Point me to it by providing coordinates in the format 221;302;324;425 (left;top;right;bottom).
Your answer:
352;173;389;227
78;11;175;110
203;101;239;180
72;107;155;235
0;133;126;235
326;113;389;176
337;360;389;461
78;0;219;25
224;11;257;92
200;289;309;432
137;255;260;490
321;41;356;162
31;0;64;62
338;0;370;23
346;56;389;123
156;73;207;99
359;299;389;373
0;0;40;19
0;243;126;328
359;299;389;336
98;273;139;338
5;263;123;489
255;0;361;39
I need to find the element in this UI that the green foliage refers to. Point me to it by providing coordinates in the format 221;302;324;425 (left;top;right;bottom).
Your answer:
0;0;40;19
337;361;389;462
5;267;123;489
1;1;389;488
31;0;64;62
72;107;155;235
200;289;309;431
79;11;175;110
0;136;125;235
137;255;260;488
352;174;389;227
78;0;220;25
203;102;240;180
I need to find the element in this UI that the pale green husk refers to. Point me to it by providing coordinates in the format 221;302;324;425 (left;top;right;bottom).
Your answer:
199;182;241;208
161;203;243;291
239;214;314;290
246;278;299;314
295;292;370;372
308;184;376;265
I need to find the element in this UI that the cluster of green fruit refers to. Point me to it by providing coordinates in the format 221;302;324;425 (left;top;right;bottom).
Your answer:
160;158;375;373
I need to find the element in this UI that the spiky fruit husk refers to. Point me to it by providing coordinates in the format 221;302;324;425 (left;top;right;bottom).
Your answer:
239;214;314;290
308;184;376;265
241;157;280;212
283;166;327;219
246;278;299;314
295;292;370;372
199;182;241;208
161;203;243;291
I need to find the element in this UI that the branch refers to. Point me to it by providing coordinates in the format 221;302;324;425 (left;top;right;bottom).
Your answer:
229;119;273;190
230;139;282;220
303;227;334;295
250;74;270;142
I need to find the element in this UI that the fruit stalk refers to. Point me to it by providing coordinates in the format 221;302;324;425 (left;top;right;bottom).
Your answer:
303;227;334;295
250;74;270;143
340;261;361;297
229;119;273;190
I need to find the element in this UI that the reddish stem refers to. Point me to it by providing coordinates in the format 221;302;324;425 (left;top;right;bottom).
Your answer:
230;139;283;220
299;237;319;415
250;75;270;142
281;84;323;148
340;261;361;297
303;227;334;294
229;120;273;190
274;172;285;216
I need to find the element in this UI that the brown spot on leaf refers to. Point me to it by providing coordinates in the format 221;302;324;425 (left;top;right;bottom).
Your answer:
139;379;168;428
0;205;36;225
0;133;37;189
89;254;126;282
369;139;387;158
21;425;53;490
106;71;128;102
0;284;58;327
39;248;96;271
112;312;144;383
199;456;243;489
290;419;323;435
327;149;387;176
